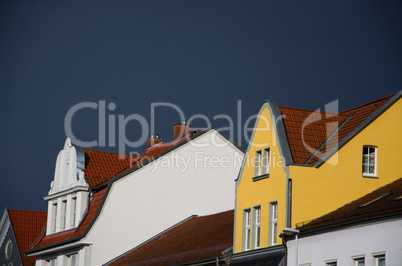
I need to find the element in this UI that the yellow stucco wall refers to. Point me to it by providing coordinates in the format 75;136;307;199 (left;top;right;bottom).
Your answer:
234;107;289;253
291;98;402;227
234;98;401;254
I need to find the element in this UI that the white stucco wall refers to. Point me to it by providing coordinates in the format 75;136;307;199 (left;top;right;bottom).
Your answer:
83;130;243;265
287;218;402;266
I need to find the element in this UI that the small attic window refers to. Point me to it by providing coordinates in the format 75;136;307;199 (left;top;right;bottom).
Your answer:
362;146;377;177
358;193;391;208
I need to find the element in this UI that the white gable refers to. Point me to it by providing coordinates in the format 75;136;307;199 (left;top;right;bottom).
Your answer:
50;138;87;195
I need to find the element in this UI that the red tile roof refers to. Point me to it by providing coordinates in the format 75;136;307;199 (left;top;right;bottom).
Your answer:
28;130;206;254
84;149;138;187
296;177;402;231
27;187;107;252
109;210;234;266
279;92;398;165
8;209;47;265
84;130;203;187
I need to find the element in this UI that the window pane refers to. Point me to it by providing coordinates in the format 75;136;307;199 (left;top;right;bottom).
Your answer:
256;227;260;248
273;223;277;244
363;146;368;154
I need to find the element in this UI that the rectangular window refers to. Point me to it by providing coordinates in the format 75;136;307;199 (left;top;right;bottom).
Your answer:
354;258;365;266
254;206;261;248
243;209;251;251
51;202;57;233
255;150;262;176
61;199;67;231
271;202;278;245
262;148;270;175
47;258;57;266
326;262;337;266
66;253;78;266
375;255;385;266
71;197;77;228
362;146;376;176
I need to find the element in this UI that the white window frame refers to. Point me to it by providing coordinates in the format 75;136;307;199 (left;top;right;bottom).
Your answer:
353;257;365;266
51;202;57;233
254;206;261;248
70;196;77;228
65;252;79;266
61;199;67;231
271;202;278;245
255;150;262;176
244;209;251;251
362;146;377;177
262;148;270;175
325;261;337;266
373;253;385;266
46;257;57;266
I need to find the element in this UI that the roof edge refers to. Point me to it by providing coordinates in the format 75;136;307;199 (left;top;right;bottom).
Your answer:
314;90;402;167
103;215;198;266
235;100;293;183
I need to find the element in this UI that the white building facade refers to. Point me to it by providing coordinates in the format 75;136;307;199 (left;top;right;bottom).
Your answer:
28;128;244;266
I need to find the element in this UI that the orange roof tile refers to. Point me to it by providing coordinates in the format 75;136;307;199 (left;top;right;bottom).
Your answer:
109;210;234;265
28;187;107;252
279;92;398;165
84;149;138;187
8;209;47;265
28;129;209;254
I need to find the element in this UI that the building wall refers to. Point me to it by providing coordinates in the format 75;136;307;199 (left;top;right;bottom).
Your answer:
234;106;289;253
233;98;402;254
287;218;402;265
83;130;243;266
290;99;402;227
0;213;23;266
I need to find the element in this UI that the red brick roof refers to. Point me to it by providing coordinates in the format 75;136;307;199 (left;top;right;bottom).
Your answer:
28;187;107;252
8;209;47;265
296;178;402;231
279;92;398;165
109;210;234;265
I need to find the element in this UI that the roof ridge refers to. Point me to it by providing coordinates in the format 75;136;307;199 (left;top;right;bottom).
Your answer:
83;148;138;157
198;209;234;218
340;92;398;114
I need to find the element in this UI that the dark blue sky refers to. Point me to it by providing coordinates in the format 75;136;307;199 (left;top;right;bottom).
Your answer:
1;1;401;212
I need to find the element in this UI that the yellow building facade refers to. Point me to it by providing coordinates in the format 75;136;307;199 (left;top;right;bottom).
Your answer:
232;91;402;260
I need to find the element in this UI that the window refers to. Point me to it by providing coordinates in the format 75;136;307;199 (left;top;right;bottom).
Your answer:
71;197;77;228
51;202;57;233
255;150;262;176
354;258;365;266
66;253;78;266
374;255;385;266
362;146;376;176
271;202;278;245
47;258;57;266
262;148;270;175
243;209;251;251
253;206;261;248
61;199;67;230
326;262;337;266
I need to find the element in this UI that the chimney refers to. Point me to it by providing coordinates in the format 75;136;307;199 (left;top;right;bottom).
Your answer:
147;134;163;149
173;121;190;141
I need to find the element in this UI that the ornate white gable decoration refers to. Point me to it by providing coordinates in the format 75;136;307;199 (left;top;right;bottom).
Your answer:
50;138;87;195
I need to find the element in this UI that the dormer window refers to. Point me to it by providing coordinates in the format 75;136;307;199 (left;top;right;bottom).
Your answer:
71;197;77;228
362;146;377;177
51;202;57;233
